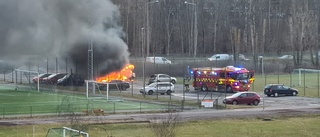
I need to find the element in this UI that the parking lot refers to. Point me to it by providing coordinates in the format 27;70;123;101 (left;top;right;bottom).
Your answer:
126;81;320;109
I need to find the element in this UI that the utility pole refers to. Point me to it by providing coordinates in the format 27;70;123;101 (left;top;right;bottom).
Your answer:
146;0;159;57
185;1;197;58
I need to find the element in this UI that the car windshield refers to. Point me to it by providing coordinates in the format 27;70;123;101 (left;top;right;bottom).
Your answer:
62;75;69;79
38;74;49;78
264;85;272;88
146;83;157;87
229;72;249;80
210;55;218;58
48;74;57;78
231;92;242;97
150;75;156;80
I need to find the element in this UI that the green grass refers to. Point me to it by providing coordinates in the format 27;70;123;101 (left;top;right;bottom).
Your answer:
0;115;320;137
251;74;320;98
0;88;170;116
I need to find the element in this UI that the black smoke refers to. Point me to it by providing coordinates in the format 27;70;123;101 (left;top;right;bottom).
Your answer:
0;0;130;77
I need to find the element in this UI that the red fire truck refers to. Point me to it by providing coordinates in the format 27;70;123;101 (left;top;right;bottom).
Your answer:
191;66;254;92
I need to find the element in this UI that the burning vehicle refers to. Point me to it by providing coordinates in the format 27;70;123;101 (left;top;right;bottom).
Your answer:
95;64;135;91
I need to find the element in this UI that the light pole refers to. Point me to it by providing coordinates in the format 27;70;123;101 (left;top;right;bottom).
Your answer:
141;28;146;97
185;1;197;58
146;0;159;57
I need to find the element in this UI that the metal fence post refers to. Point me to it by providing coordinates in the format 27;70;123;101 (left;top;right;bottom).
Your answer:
113;102;116;114
290;72;292;87
168;101;170;111
140;102;142;113
30;106;32;118
304;69;306;96
277;63;280;84
181;100;184;112
317;69;320;98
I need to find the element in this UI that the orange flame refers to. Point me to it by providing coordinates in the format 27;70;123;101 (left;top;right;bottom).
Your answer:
96;64;135;82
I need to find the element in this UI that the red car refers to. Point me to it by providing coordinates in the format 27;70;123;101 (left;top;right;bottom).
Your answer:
32;73;51;84
223;92;261;106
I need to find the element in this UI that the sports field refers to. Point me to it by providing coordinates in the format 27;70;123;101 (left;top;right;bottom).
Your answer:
0;86;170;117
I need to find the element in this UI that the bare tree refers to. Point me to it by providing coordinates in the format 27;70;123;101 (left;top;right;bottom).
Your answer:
148;112;181;137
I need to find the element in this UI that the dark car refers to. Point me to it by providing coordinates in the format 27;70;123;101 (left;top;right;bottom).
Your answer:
32;73;51;84
98;80;130;91
42;73;67;84
223;92;261;105
57;74;85;86
264;84;298;97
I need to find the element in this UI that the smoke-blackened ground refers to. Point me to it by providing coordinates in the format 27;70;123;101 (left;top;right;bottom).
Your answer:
0;0;129;77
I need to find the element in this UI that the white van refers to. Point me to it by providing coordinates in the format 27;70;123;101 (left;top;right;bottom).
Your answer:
207;54;231;61
146;57;172;64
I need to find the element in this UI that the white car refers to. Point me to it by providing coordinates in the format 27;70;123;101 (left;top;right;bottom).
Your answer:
148;74;177;84
207;54;231;61
229;54;250;61
146;57;172;64
139;82;175;95
279;55;293;59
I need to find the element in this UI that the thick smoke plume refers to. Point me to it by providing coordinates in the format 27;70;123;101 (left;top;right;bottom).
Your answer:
0;0;130;77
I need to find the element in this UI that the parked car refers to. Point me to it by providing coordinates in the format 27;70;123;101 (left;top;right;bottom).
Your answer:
264;84;298;97
207;54;231;61
279;55;293;59
223;92;261;105
230;54;250;61
98;80;130;91
42;73;67;84
32;73;51;84
139;82;175;95
146;57;172;64
148;74;177;84
57;74;85;86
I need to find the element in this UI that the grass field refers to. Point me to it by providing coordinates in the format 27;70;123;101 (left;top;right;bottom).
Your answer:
251;74;320;97
1;72;320;116
0;87;171;117
0;115;319;137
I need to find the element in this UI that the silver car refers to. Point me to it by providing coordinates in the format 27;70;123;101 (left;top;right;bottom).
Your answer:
140;82;175;95
148;74;177;84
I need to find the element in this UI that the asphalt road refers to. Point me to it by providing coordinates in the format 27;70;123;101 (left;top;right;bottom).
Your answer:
126;81;320;109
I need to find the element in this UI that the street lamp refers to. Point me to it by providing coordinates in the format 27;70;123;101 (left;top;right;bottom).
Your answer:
141;28;146;97
185;1;197;58
146;0;159;57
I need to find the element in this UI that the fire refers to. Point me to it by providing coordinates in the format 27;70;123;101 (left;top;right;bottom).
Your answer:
96;64;135;82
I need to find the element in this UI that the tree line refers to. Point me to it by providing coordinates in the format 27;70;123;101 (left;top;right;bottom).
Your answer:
112;0;320;67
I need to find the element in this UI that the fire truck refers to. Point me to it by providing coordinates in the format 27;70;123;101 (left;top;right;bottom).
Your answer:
191;66;254;93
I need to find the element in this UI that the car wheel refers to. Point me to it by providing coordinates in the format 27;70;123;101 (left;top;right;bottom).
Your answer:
201;85;208;91
166;90;172;95
253;100;259;106
226;86;233;93
171;80;176;84
232;100;238;105
267;94;271;97
274;93;279;97
148;90;153;95
292;91;297;96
